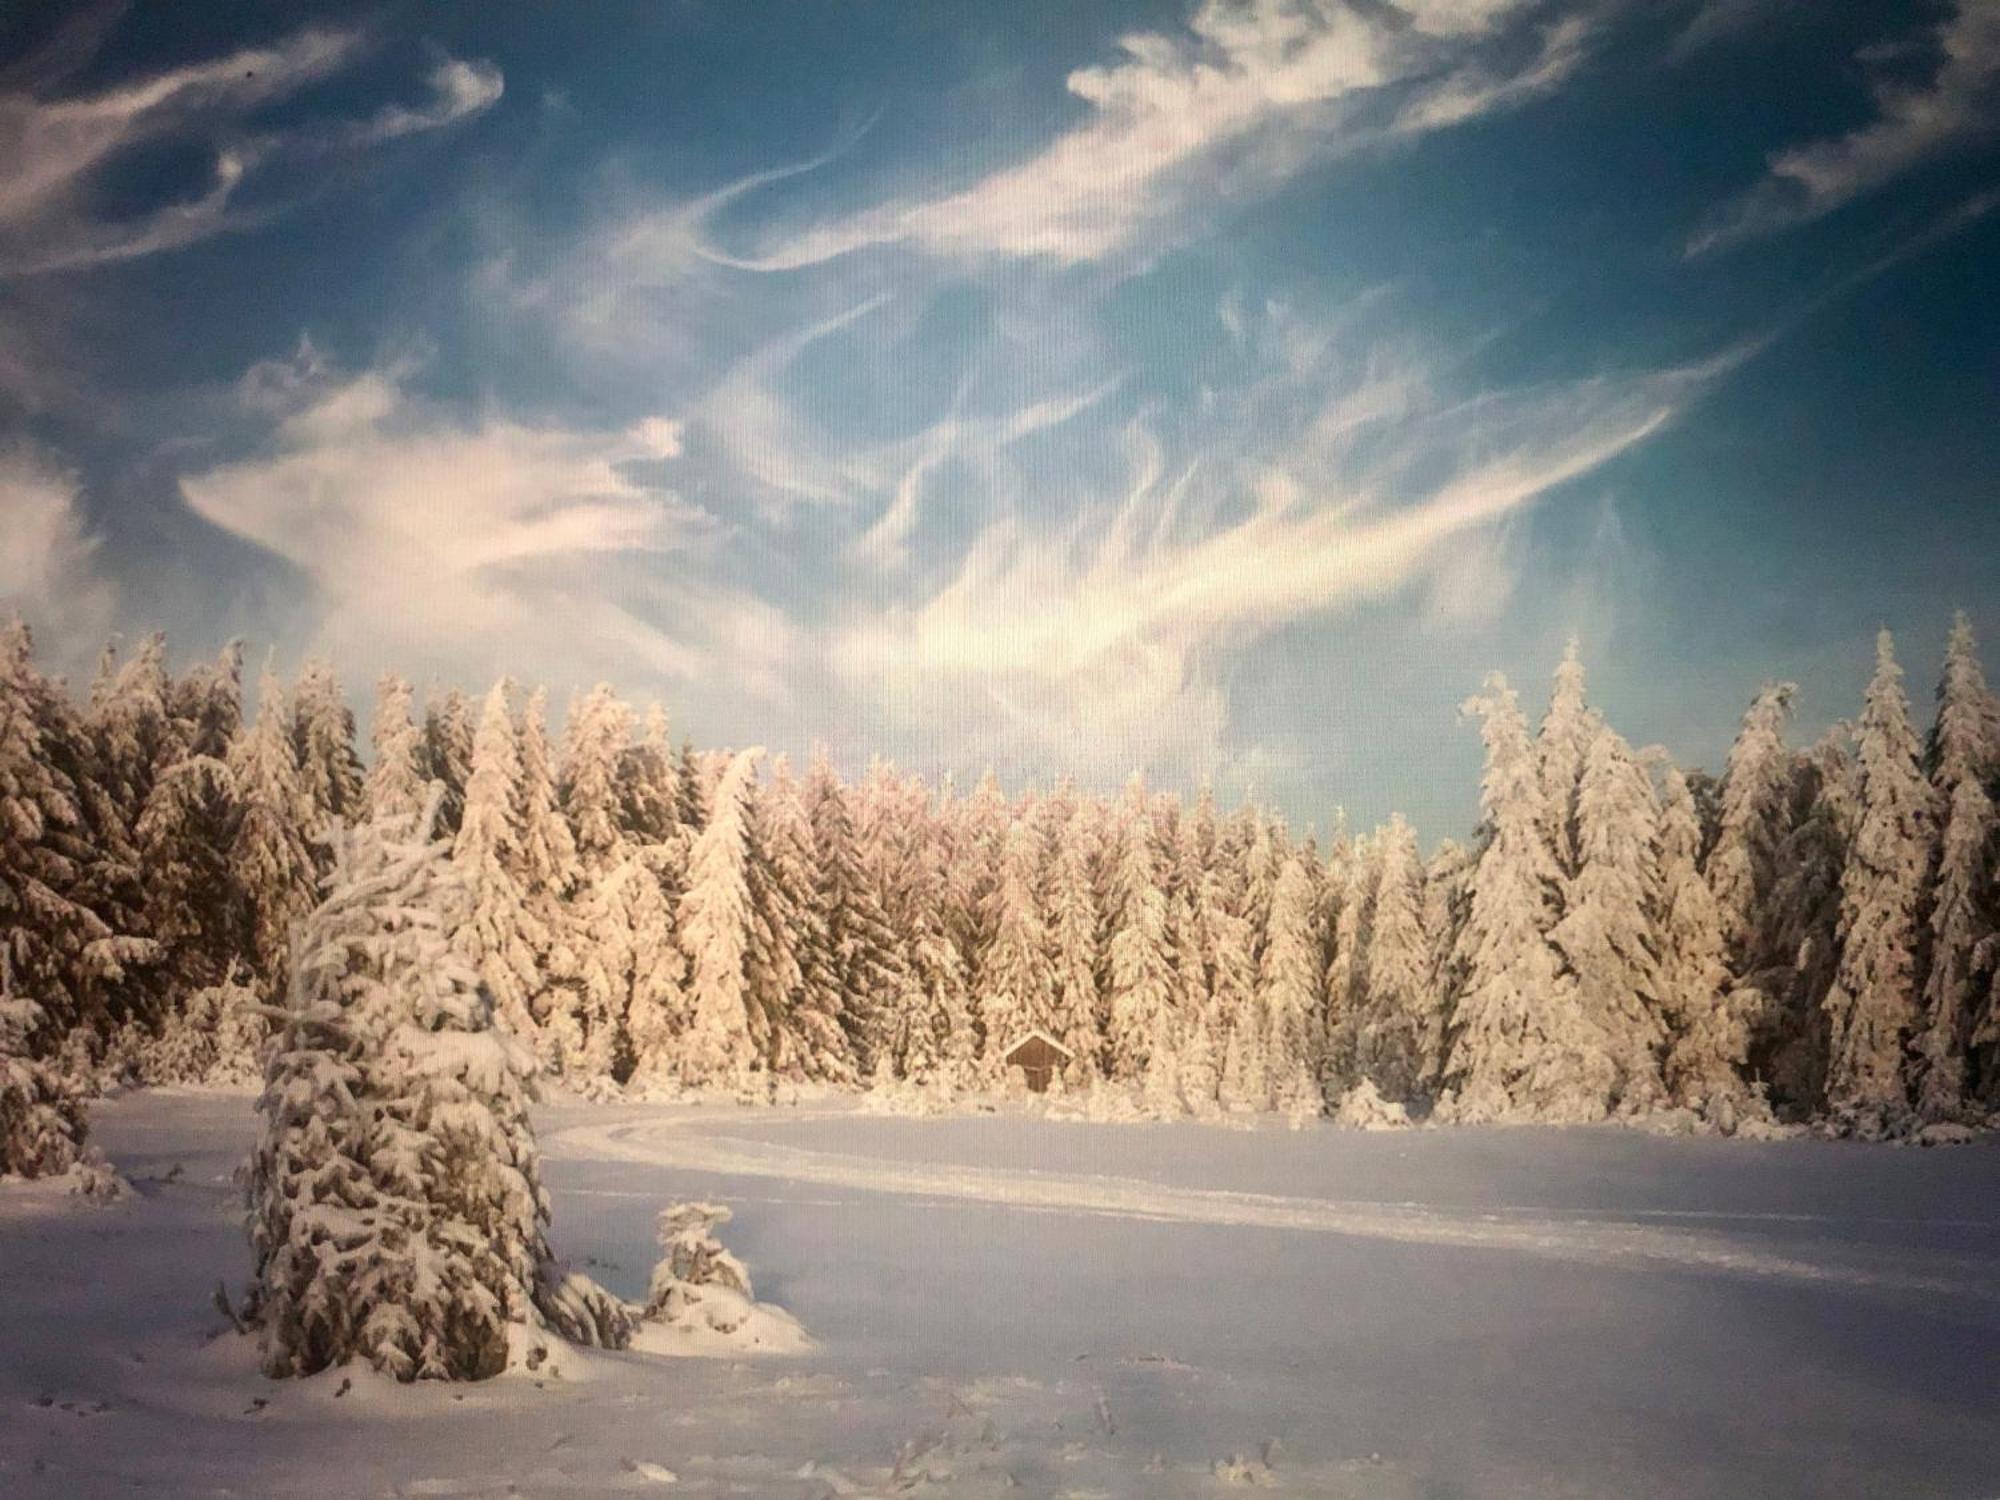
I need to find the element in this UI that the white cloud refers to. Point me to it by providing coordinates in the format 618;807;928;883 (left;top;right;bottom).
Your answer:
828;321;1722;783
0;26;502;276
676;0;1587;270
176;355;779;694
1691;0;2000;254
0;444;116;666
355;58;504;143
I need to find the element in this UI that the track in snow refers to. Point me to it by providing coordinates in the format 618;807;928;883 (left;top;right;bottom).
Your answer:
547;1113;2000;1308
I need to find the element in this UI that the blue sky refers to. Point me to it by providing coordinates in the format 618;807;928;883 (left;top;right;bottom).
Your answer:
1;0;1996;840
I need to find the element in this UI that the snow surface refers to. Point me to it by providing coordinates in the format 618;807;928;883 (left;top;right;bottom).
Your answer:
4;1090;1999;1496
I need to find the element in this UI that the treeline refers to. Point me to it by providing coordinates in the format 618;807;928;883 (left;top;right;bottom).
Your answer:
2;611;1997;1151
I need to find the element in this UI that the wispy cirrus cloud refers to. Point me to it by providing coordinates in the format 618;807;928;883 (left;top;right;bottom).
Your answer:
828;302;1736;782
673;0;1593;271
175;348;791;696
0;443;116;669
1690;0;2000;255
0;24;501;277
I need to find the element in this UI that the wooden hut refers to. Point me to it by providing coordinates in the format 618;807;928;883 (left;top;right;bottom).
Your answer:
1001;1030;1073;1093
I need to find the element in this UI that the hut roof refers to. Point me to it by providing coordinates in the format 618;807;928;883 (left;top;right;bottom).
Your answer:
1001;1029;1074;1062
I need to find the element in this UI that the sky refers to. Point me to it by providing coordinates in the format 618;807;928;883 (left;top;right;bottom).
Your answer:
1;0;1997;840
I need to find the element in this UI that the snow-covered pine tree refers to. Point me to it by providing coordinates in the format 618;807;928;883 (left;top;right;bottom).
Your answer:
676;749;764;1089
806;751;903;1075
1438;675;1610;1123
1197;863;1261;1110
619;703;683;848
1537;639;1596;878
291;659;364;849
1548;723;1669;1115
560;684;636;1082
1045;789;1105;1084
1707;682;1798;984
851;759;927;1077
1756;729;1855;1110
85;632;174;837
899;788;977;1086
755;758;847;1082
1654;764;1761;1128
421;688;475;839
1321;830;1372;1094
582;845;686;1092
1914;612;2000;1119
1258;852;1324;1104
674;739;709;832
166;639;244;763
1352;815;1429;1103
1823;631;1936;1127
515;688;586;1073
1;951;88;1180
245;793;627;1382
1104;776;1176;1084
978;818;1059;1077
364;674;427;824
1419;837;1473;1093
452;682;551;1050
0;621;126;1052
228;665;318;1003
947;769;1009;997
135;751;242;1002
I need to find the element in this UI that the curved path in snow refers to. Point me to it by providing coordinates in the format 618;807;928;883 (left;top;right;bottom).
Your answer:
546;1111;2000;1309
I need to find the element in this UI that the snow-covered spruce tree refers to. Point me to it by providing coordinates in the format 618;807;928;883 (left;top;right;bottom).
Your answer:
452;682;552;1050
806;751;904;1076
1321;831;1372;1095
1654;765;1761;1128
1259;852;1324;1106
1707;682;1799;986
946;769;1009;999
1104;776;1176;1084
1;952;88;1180
1914;612;2000;1119
1537;639;1597;879
166;639;244;764
515;688;586;1071
1207;868;1266;1111
229;666;319;1002
897;789;977;1085
291;659;364;849
758;758;854;1084
619;703;684;848
145;967;266;1088
1353;816;1430;1103
978;819;1059;1076
1438;675;1611;1123
1548;723;1669;1115
1757;729;1855;1110
1419;838;1474;1094
364;674;427;825
560;684;637;1082
1175;888;1223;1114
245;794;628;1382
851;759;929;1078
676;749;764;1089
1822;632;1936;1127
1045;790;1106;1085
0;622;126;1052
85;632;175;840
584;846;686;1092
421;688;476;839
135;751;243;1003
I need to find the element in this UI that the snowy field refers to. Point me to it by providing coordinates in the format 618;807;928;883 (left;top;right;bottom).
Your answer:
4;1094;1999;1498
